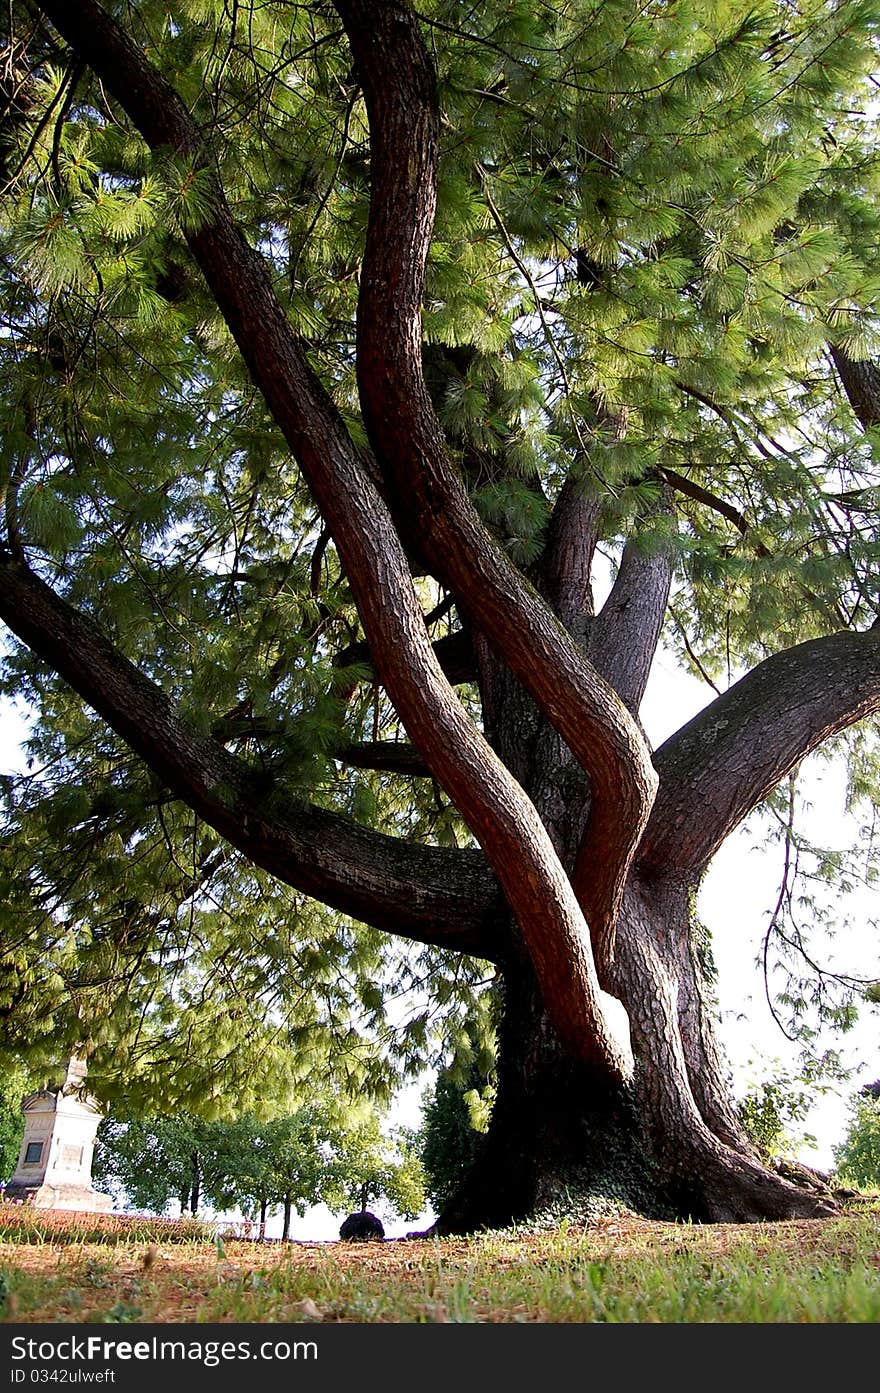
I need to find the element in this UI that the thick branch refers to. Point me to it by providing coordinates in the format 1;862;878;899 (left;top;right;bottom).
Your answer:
540;478;602;630
211;714;432;776
0;554;503;956
830;345;880;431
336;741;430;776
30;0;629;1067
334;628;475;687
333;0;657;972
639;628;880;876
588;496;675;717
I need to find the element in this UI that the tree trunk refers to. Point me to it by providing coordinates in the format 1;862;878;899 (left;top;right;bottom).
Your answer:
610;876;833;1220
434;952;652;1234
436;872;836;1233
189;1151;201;1215
282;1194;292;1241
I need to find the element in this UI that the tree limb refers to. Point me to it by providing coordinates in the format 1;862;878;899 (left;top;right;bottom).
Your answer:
333;0;657;977
588;490;676;716
335;741;430;775
333;628;475;687
639;628;880;876
0;553;505;956
829;345;880;431
539;477;602;630
656;463;753;539
29;0;630;1068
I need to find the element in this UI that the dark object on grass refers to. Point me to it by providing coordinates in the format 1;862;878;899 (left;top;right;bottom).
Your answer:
339;1211;385;1242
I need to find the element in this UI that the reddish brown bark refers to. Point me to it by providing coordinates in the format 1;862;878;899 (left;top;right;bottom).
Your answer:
332;0;658;978
8;0;880;1230
28;0;635;1073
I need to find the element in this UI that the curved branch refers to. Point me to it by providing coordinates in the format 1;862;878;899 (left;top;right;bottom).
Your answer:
0;554;503;957
335;741;430;776
639;628;880;876
656;463;753;540
30;0;630;1067
332;0;657;970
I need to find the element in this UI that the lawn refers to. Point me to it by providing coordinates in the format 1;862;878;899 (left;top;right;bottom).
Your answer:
1;1202;879;1323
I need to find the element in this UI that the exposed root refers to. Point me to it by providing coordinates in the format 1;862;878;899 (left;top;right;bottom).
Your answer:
669;1136;840;1223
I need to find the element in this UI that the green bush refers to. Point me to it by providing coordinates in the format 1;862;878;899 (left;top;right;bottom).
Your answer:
833;1083;880;1192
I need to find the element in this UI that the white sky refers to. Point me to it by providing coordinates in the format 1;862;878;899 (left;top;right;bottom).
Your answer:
1;640;877;1240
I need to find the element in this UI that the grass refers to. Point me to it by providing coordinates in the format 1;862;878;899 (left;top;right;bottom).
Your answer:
1;1202;879;1323
0;1204;217;1246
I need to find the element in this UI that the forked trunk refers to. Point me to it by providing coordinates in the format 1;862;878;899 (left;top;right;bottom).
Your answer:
16;0;880;1250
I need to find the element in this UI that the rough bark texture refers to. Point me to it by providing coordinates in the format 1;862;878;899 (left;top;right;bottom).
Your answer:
540;479;602;631
10;0;880;1232
436;620;847;1228
609;879;834;1221
439;876;836;1230
434;955;653;1234
830;345;880;429
641;630;880;877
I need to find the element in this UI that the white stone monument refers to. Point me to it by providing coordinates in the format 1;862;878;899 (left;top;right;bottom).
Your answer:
5;1057;112;1212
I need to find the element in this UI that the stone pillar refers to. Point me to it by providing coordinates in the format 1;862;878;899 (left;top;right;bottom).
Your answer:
4;1057;112;1212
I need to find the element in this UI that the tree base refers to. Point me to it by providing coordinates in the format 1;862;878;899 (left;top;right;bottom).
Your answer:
432;1103;839;1236
432;1085;676;1236
663;1139;839;1224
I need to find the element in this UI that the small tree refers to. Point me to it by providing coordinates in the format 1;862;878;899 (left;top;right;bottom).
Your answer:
93;1113;233;1214
93;1096;426;1236
736;1070;815;1163
227;1109;330;1241
833;1083;880;1193
323;1115;427;1228
202;1102;425;1238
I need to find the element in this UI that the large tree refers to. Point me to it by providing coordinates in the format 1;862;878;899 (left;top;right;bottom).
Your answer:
1;0;880;1229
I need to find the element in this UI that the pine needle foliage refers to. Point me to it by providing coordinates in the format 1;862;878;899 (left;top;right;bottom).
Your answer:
1;0;880;1119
